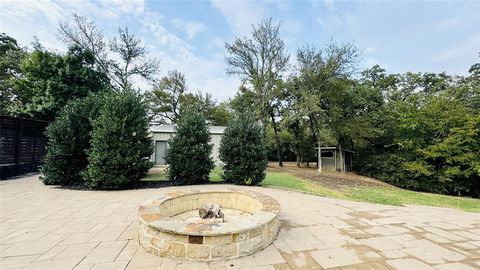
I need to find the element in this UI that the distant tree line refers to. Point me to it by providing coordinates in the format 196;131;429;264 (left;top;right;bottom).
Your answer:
222;19;479;197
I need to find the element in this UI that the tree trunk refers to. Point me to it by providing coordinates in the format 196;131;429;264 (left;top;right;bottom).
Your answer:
295;138;301;167
270;112;283;167
308;115;319;168
338;144;344;173
317;137;322;174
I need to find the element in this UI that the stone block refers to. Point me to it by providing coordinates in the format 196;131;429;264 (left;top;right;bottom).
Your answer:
232;232;247;242
225;243;238;258
172;242;185;258
203;236;213;245
386;258;433;270
160;232;173;241
186;244;196;259
311;248;362;268
211;244;225;258
239;240;252;256
213;234;232;244
141;233;152;246
249;226;263;238
196;245;211;260
252;236;263;252
154;239;171;256
173;234;188;243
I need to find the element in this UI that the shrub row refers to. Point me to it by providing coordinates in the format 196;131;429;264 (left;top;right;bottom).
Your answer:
41;90;153;189
166;109;267;186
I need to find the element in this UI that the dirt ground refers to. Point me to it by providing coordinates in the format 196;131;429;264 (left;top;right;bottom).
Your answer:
267;162;393;191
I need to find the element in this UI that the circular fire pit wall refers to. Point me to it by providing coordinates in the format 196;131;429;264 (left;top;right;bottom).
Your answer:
138;189;281;261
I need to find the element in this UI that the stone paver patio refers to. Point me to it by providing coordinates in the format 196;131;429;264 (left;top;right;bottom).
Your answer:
1;175;480;270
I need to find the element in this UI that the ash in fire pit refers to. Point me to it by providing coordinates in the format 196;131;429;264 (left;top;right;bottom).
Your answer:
199;203;224;222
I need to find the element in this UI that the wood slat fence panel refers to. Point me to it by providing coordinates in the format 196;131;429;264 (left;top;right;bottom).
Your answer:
0;115;49;179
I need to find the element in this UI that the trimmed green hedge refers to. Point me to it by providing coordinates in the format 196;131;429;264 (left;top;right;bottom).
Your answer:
165;108;214;185
41;93;102;185
85;90;153;189
219;110;267;185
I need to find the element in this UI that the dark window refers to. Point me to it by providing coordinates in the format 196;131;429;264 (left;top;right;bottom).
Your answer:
322;151;334;158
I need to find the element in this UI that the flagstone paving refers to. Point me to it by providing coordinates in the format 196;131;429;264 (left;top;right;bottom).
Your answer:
1;175;479;270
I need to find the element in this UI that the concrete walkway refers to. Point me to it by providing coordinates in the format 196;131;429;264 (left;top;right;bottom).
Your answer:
1;175;479;270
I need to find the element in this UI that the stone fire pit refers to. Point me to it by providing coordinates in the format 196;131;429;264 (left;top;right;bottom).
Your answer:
138;188;281;261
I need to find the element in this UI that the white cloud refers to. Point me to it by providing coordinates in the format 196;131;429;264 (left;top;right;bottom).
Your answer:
171;18;207;39
0;0;146;51
98;0;144;16
210;0;266;35
140;12;239;100
432;32;480;63
0;1;239;100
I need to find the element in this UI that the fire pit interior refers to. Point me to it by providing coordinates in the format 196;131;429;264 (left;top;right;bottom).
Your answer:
138;189;280;261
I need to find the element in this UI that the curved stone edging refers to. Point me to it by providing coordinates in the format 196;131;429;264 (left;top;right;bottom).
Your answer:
138;188;281;261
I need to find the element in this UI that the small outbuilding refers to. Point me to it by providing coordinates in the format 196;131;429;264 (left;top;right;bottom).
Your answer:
150;125;226;165
317;146;355;172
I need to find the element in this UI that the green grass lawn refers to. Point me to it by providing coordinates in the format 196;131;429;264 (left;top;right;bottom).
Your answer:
143;167;479;212
346;187;480;212
262;170;479;212
142;167;224;182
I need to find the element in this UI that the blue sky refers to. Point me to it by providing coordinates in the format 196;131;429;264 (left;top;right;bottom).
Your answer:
1;0;479;101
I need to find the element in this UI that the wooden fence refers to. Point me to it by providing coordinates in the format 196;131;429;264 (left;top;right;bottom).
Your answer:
0;115;49;179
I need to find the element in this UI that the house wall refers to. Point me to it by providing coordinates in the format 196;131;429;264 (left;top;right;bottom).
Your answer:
211;134;223;165
150;132;223;165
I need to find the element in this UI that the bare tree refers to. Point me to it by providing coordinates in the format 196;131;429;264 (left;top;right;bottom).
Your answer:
58;13;159;91
110;27;160;90
225;18;289;166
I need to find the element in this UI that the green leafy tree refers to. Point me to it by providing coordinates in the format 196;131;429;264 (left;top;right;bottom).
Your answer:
220;110;267;185
295;43;359;172
229;85;256;113
10;44;108;120
357;66;480;197
41;93;104;185
85;90;153;189
11;46;61;119
0;33;27;115
149;70;186;123
327;78;384;171
182;91;230;126
395;92;479;196
209;101;230;126
165;108;214;185
282;78;317;167
225;18;289;167
149;70;230;125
